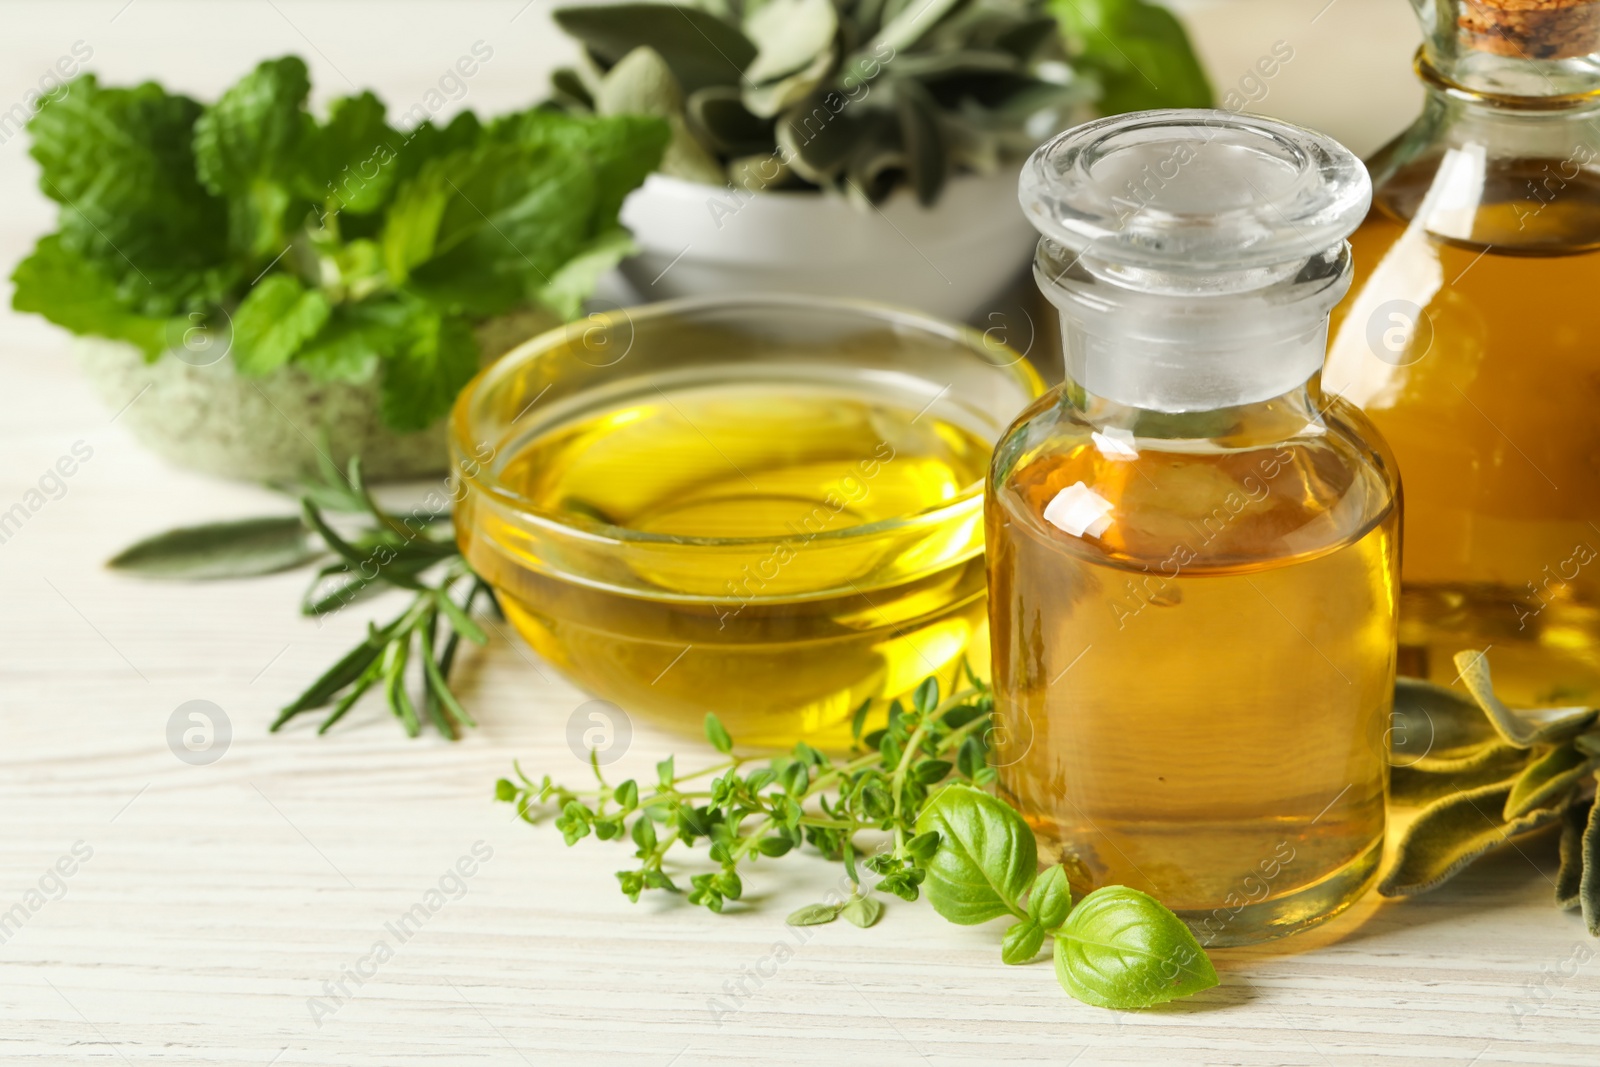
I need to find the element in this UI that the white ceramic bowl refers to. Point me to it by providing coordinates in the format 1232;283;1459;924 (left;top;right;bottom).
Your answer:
617;169;1038;323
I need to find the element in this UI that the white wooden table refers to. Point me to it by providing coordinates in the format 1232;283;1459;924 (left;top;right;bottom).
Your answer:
4;3;1596;1064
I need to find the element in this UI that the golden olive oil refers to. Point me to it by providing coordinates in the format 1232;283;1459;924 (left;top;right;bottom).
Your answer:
1328;165;1600;706
988;427;1397;943
464;376;993;746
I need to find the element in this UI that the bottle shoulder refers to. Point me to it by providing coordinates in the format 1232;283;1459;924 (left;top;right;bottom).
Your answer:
989;389;1398;574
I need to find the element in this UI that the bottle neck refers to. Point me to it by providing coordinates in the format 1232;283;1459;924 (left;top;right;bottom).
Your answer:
1414;0;1600;97
1034;239;1351;415
1053;367;1330;450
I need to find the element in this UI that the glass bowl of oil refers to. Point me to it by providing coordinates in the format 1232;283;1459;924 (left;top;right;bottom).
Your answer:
450;295;1044;747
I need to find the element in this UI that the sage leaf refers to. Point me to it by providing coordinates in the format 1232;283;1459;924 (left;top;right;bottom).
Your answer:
1378;777;1565;896
1504;743;1593;819
1581;779;1600;936
915;782;1036;925
787;902;841;926
1052;886;1218;1009
1027;863;1072;930
1453;650;1596;748
1001;918;1045;965
841;896;883;928
1391;677;1504;769
1556;797;1590;910
742;0;838;86
108;516;319;579
554;4;757;95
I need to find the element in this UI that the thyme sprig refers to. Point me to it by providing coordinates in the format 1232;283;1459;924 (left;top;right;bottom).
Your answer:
497;671;997;916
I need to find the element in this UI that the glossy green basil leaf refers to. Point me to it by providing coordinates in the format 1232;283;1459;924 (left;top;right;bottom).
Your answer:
1001;918;1045;965
1026;863;1072;930
1052;885;1217;1008
915;782;1035;925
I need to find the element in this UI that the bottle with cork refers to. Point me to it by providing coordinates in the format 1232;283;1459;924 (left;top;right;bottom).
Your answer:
1326;0;1600;706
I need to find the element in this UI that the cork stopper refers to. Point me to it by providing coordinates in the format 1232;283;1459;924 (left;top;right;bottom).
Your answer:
1459;0;1600;60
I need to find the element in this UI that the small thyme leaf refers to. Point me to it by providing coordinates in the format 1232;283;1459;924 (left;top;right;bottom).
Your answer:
787;903;842;926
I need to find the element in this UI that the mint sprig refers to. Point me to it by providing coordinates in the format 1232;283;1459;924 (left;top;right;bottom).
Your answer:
13;56;669;432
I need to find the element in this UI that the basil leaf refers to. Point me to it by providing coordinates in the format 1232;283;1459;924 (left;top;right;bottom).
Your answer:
1379;778;1565;896
1001;918;1045;965
108;516;319;579
915;782;1036;925
841;896;883;928
1052;885;1217;1008
1027;863;1072;930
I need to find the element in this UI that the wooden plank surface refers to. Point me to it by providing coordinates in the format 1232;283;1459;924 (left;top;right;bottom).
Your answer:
5;3;1595;1064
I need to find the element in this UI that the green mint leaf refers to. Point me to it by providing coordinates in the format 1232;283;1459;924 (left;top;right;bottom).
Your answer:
704;712;734;754
1053;885;1218;1008
494;778;517;802
231;274;331;375
786;902;841;926
1001;918;1045;965
657;756;675;787
193;55;314;257
293;299;404;384
107;516;319;579
913;677;939;715
915;782;1036;925
11;235;177;358
534;227;635;321
913;758;953;785
841;896;883;928
28;75;229;314
377;302;478;432
1026;863;1072;930
307;91;403;213
614;779;639;810
1052;0;1213;114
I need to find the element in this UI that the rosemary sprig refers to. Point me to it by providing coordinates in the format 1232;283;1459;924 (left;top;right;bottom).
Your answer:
107;451;490;739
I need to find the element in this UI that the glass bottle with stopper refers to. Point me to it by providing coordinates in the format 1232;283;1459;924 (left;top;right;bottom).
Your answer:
989;110;1399;945
1326;0;1600;706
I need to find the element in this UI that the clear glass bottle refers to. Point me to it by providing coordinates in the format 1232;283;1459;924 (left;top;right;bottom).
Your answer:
989;111;1399;946
1326;0;1600;706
